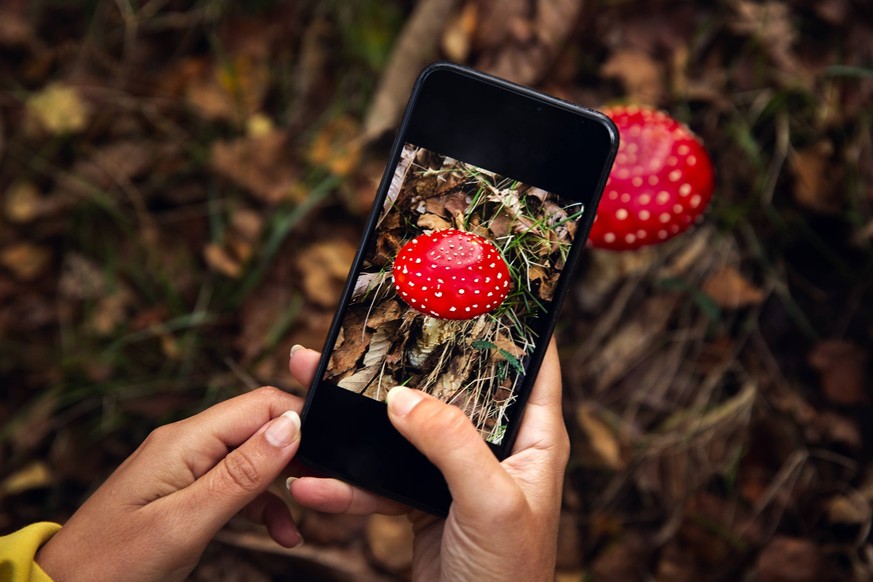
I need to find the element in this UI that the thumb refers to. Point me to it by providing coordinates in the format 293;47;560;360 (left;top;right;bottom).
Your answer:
385;387;521;516
178;410;301;534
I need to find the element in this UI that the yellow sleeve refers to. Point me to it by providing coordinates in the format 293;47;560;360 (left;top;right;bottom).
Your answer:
0;522;61;582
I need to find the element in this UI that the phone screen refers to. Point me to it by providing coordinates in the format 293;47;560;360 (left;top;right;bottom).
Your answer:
299;63;617;516
323;142;584;445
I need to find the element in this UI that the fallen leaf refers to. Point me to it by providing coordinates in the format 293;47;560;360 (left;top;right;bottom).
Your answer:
26;83;89;134
441;2;477;61
308;116;362;177
298;510;368;546
59;253;109;300
808;340;868;405
474;0;584;85
754;536;824;582
602;49;665;104
204;242;243;278
730;1;801;78
825;493;871;526
555;512;582;571
791;141;842;214
589;532;651;581
3;181;41;222
88;287;134;336
0;461;51;497
53;140;156;200
0;1;33;47
210;130;299;204
576;402;625;470
417;212;453;231
0;243;51;281
296;240;356;307
702;265;765;309
366;514;414;575
186;54;270;124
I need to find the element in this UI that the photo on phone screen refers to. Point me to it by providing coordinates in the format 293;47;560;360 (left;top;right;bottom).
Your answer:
323;142;584;445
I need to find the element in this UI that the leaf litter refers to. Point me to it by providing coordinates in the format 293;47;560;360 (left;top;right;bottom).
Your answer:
1;0;872;579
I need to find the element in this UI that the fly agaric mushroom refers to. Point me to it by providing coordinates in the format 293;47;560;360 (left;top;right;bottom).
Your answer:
393;229;510;320
589;105;715;250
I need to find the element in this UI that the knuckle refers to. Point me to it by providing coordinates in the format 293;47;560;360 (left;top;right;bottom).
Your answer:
143;423;175;448
490;487;530;522
421;402;472;436
253;385;283;399
219;449;262;493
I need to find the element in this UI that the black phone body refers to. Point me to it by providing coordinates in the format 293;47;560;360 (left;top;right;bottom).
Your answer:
298;63;618;516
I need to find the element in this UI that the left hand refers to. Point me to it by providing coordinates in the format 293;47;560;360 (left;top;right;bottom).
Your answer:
36;387;303;582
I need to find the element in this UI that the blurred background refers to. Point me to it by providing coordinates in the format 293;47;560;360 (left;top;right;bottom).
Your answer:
1;0;871;579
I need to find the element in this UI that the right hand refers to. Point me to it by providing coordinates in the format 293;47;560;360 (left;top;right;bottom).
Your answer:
288;340;570;581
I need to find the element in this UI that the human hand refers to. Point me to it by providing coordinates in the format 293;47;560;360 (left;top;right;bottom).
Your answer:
288;340;570;581
36;387;304;582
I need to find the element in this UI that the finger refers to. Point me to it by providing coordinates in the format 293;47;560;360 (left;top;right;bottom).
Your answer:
170;387;302;477
287;476;408;515
288;345;320;388
241;491;303;548
511;338;569;456
174;410;302;537
385;387;521;517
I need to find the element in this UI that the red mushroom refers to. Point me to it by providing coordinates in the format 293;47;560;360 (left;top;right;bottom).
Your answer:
589;105;715;251
392;229;511;320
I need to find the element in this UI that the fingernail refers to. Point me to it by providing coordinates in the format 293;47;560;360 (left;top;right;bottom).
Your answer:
292;534;305;549
289;344;304;360
265;410;301;447
285;476;298;491
386;386;424;417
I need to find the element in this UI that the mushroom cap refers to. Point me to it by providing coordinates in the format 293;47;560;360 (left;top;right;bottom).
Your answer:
589;105;715;251
392;229;511;320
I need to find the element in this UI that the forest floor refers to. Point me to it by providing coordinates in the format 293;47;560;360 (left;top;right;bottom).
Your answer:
1;0;872;580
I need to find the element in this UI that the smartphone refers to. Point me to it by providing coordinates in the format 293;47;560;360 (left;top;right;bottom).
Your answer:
298;62;618;516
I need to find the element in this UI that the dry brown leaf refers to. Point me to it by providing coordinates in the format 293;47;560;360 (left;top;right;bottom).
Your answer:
474;0;583;85
229;207;264;242
26;83;89;134
88;287;134;336
0;243;51;281
210;130;299;204
441;2;478;62
366;514;414;575
0;1;34;47
555;512;582;571
576;402;625;470
791;142;842;214
53;140;155;199
308;116;362;177
493;332;525;359
0;461;51;497
808;340;868;405
203;242;242;278
186;55;270;124
296;240;356;307
602;49;665;104
754;537;824;582
730;1;802;79
4;182;41;222
702;265;765;309
417;212;453;231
